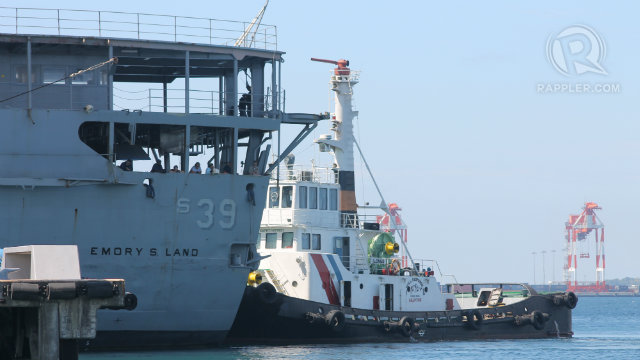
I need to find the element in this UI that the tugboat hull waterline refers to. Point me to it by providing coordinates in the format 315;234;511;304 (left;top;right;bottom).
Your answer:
232;286;576;343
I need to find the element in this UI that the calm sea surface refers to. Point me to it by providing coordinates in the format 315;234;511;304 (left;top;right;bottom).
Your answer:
82;296;640;359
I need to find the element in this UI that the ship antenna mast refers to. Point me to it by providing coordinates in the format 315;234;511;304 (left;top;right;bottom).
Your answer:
235;0;269;47
311;58;417;267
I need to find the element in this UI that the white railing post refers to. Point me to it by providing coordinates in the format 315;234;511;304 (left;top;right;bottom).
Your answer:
57;9;60;35
98;11;101;37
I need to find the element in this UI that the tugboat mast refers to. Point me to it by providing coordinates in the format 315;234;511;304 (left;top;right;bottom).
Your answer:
312;58;359;221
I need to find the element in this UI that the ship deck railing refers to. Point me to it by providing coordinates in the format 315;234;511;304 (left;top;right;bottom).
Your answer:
0;6;277;50
270;165;338;184
442;283;537;297
114;86;282;117
340;213;408;231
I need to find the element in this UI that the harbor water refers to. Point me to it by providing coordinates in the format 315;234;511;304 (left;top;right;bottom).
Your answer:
82;296;640;359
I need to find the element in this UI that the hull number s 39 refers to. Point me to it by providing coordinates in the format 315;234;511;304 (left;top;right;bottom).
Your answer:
177;198;236;229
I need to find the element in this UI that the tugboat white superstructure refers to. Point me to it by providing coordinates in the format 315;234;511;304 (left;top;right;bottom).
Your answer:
229;59;577;343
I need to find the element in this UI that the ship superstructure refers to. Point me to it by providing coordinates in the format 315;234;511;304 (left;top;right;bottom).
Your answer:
0;7;321;349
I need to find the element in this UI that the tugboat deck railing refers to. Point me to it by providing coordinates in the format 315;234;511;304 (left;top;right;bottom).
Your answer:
270;166;338;184
0;7;277;50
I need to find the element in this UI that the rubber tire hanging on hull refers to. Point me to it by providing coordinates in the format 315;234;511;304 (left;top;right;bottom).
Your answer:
531;311;546;330
564;292;578;309
398;316;414;337
466;310;483;330
257;283;278;305
325;310;346;333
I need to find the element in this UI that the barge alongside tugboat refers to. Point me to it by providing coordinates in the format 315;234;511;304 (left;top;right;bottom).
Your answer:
228;59;578;343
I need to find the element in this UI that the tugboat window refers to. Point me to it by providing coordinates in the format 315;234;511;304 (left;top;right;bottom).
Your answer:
309;187;318;209
256;234;261;249
282;232;294;248
282;186;293;208
329;189;338;210
268;186;280;208
265;233;277;249
301;233;311;250
312;234;321;250
319;188;327;210
298;186;308;209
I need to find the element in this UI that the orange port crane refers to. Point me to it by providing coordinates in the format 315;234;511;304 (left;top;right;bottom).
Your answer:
564;202;607;292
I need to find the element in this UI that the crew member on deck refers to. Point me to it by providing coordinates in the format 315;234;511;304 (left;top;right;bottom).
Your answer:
190;162;202;174
151;160;164;173
206;163;219;175
239;85;252;117
119;159;133;171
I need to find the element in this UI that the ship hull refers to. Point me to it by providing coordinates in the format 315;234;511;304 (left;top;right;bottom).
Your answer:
228;286;574;344
1;165;269;349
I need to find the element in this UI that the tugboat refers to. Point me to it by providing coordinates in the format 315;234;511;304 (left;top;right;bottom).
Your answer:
0;6;322;349
228;59;577;343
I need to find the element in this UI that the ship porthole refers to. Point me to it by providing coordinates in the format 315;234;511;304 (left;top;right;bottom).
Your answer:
318;307;324;314
360;283;364;290
292;281;298;287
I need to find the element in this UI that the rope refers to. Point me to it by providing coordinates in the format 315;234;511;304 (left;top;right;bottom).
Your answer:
0;57;118;104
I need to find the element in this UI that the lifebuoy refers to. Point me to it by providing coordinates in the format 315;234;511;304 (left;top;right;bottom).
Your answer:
466;309;483;330
256;282;278;305
398;316;414;337
531;311;546;330
325;310;346;333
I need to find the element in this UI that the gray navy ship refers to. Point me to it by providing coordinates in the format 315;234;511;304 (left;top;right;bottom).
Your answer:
0;6;320;349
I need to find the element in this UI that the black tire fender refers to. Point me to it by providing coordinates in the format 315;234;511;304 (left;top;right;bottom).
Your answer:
325;310;346;333
531;311;546;330
398;316;414;337
256;283;278;305
564;292;578;309
467;309;483;330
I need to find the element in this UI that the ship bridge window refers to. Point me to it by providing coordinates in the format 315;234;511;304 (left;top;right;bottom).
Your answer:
256;234;261;249
298;186;307;209
282;186;293;208
265;233;277;249
71;68;90;85
309;187;318;209
42;67;66;85
319;188;327;210
312;234;322;250
282;232;294;248
268;186;280;208
301;233;311;250
14;65;38;84
330;189;338;210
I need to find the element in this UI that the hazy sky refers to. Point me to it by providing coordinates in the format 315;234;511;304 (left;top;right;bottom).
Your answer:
7;0;639;283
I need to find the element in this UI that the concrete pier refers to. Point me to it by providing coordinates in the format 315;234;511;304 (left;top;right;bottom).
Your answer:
0;246;136;359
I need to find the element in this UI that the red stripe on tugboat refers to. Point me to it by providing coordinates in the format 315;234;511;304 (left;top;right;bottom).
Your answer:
310;253;340;305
